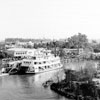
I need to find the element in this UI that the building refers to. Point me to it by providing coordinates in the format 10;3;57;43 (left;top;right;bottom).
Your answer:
63;48;84;55
6;48;36;58
6;48;52;58
16;41;34;48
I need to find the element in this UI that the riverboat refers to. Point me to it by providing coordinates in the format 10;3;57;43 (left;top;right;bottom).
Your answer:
17;50;63;74
1;58;22;74
1;49;63;74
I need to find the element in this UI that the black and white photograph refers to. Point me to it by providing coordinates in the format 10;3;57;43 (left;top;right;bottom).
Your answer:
0;0;100;100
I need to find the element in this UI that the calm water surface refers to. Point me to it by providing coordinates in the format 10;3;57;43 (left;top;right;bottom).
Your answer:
0;60;98;100
0;70;67;100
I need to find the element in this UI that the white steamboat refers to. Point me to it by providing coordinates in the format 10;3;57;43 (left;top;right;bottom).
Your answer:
19;50;63;74
1;48;63;74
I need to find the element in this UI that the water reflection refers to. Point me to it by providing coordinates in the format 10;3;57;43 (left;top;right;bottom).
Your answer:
0;69;66;100
63;60;99;71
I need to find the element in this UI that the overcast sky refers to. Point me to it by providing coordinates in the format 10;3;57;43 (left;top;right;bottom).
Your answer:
0;0;100;40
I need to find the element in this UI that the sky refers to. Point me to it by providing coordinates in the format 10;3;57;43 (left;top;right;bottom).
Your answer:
0;0;100;41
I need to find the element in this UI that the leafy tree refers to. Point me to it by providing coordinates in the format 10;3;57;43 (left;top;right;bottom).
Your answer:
83;62;96;81
68;33;88;48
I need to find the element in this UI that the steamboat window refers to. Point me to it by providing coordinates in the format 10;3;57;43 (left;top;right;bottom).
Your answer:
34;62;37;64
28;62;31;64
39;62;41;64
43;61;46;63
39;67;43;71
45;66;46;68
33;57;36;60
24;61;30;64
48;66;50;68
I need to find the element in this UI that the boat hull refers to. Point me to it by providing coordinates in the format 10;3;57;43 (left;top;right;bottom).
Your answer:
26;65;63;74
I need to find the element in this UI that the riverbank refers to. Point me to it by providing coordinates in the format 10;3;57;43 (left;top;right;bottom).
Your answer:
51;81;100;100
50;69;100;100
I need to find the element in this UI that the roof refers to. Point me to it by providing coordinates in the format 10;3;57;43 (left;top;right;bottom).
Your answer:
7;48;36;52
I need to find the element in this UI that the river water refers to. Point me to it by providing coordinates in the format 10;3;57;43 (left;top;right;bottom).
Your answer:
0;60;99;100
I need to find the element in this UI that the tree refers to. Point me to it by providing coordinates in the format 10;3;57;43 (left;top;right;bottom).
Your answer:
83;62;96;81
68;33;88;48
